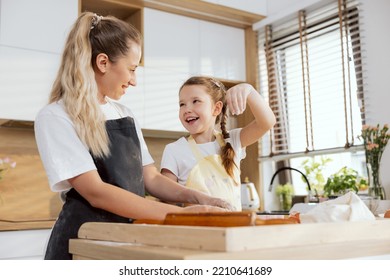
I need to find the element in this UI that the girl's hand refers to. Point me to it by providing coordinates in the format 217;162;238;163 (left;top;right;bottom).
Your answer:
226;83;254;115
194;192;235;211
181;204;229;213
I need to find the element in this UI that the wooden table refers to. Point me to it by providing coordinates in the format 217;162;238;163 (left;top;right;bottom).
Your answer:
69;219;390;260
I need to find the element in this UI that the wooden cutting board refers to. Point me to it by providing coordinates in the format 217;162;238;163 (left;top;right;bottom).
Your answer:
134;211;299;227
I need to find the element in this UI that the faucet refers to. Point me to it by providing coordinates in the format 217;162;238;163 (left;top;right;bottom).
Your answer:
269;166;311;192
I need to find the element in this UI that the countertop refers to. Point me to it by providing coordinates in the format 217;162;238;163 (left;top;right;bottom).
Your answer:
0;220;55;231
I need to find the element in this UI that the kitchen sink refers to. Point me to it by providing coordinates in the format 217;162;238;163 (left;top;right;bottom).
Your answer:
256;210;290;215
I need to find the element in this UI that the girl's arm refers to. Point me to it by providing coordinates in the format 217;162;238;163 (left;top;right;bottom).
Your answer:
161;168;178;182
144;164;234;210
69;169;228;221
226;83;276;148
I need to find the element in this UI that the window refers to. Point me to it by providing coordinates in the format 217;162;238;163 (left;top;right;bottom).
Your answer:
257;0;366;195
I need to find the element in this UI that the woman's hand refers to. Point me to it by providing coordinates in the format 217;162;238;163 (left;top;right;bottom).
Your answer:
226;83;254;116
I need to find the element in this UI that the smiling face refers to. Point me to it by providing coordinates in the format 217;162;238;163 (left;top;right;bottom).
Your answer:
179;85;222;139
95;42;142;103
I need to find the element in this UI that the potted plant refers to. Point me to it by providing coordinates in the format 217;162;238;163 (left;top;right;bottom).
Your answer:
301;156;332;196
359;123;389;200
275;183;294;211
300;156;332;202
323;166;366;198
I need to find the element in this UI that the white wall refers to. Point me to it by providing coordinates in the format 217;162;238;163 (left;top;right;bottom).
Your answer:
360;0;390;197
253;0;390;208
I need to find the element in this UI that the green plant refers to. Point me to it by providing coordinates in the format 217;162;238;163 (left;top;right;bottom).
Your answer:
301;156;332;194
276;183;294;211
275;183;294;196
323;166;365;197
358;123;389;199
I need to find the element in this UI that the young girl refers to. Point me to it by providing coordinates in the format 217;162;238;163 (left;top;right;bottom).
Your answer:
34;13;232;260
161;76;276;210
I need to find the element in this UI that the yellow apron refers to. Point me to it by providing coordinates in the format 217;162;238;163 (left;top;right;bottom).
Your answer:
185;133;242;211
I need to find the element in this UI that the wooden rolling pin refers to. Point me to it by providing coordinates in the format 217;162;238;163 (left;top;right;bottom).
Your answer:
134;211;299;227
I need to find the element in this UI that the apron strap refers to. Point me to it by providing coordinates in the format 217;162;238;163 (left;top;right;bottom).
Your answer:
187;131;226;163
215;131;225;147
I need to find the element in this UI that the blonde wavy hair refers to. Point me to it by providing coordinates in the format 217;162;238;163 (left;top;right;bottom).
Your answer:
49;12;142;158
180;76;238;181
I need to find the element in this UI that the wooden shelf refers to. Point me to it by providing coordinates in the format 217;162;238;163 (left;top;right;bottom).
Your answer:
80;0;265;30
0;220;55;231
81;0;145;65
81;0;143;33
143;0;265;28
81;0;142;18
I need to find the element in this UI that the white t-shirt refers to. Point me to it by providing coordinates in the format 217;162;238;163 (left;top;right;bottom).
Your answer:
160;128;246;186
34;99;153;192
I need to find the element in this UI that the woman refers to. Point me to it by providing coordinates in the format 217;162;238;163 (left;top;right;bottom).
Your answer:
35;12;231;260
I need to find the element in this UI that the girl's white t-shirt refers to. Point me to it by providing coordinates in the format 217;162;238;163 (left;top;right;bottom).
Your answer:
160;128;246;186
34;100;153;192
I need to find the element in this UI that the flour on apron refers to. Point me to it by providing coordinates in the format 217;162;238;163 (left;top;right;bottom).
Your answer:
185;132;241;211
44;117;144;259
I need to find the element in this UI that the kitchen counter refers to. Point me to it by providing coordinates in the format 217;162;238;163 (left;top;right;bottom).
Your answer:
0;220;54;231
0;223;53;259
69;218;390;260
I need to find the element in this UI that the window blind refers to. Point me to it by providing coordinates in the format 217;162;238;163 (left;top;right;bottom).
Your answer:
258;0;365;160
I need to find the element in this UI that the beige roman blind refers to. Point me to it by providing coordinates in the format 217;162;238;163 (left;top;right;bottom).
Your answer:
258;0;366;160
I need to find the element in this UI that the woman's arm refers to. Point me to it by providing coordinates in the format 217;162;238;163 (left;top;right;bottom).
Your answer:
69;169;230;221
226;83;276;148
69;170;182;220
144;164;234;210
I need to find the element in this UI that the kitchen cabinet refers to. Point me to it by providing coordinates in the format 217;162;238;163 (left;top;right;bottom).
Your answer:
0;0;78;53
143;9;200;74
81;0;144;65
142;67;188;131
0;46;60;120
144;8;246;81
131;8;246;131
0;0;78;121
117;67;146;127
199;20;245;81
0;228;51;260
0;0;248;125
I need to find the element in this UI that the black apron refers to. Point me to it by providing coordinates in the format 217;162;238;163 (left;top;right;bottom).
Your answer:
44;117;145;260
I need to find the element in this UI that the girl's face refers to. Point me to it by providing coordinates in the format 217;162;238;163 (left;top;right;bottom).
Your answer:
179;85;222;136
96;43;142;102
